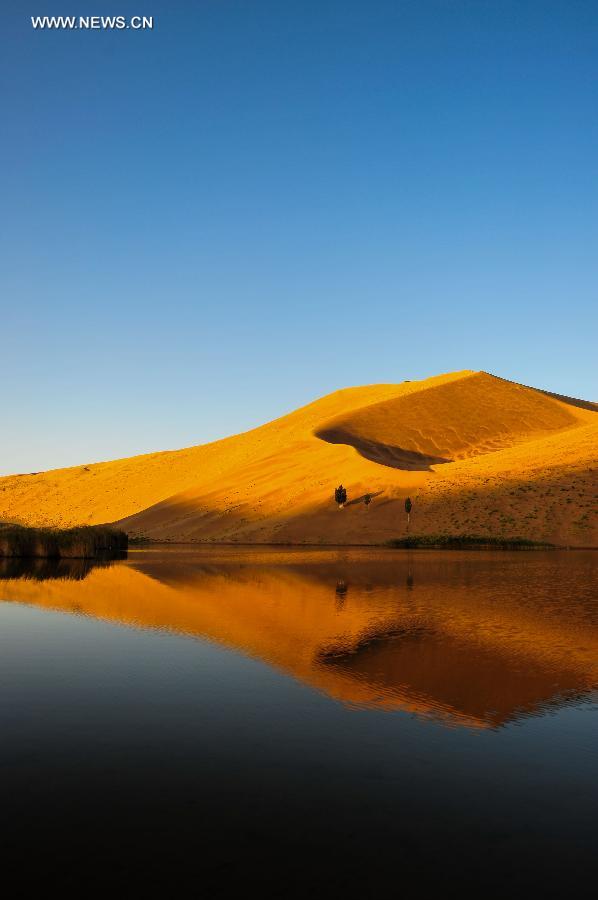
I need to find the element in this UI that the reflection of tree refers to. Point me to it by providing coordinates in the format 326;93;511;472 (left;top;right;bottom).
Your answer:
406;552;415;591
335;579;348;609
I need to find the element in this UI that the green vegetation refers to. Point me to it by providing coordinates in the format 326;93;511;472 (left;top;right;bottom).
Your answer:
386;533;556;550
334;485;347;508
0;524;128;559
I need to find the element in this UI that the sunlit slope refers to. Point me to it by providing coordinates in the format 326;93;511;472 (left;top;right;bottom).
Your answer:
0;378;421;527
0;369;596;545
0;371;468;528
118;372;597;545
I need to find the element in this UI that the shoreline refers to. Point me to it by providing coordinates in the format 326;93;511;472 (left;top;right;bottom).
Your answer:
128;538;597;551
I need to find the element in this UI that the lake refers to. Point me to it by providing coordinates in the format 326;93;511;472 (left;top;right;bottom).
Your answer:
1;547;597;893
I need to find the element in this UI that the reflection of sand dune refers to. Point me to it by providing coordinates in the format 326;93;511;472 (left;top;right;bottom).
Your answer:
1;371;596;546
2;550;597;728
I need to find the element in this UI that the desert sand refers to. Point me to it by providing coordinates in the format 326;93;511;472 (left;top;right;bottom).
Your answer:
1;370;596;546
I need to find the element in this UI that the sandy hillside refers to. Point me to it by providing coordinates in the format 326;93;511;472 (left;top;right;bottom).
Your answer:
1;370;596;546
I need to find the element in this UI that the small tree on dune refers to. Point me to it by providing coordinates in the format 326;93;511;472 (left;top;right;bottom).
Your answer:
335;485;347;509
405;496;412;531
364;493;372;510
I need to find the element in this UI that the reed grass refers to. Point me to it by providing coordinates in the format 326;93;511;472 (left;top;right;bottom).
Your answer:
0;524;128;559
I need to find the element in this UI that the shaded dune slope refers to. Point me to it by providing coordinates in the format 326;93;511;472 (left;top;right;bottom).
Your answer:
0;370;596;545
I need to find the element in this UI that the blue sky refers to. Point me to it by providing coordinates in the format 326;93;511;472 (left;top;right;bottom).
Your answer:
2;1;597;474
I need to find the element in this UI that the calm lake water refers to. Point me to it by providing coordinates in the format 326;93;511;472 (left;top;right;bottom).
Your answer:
1;547;597;893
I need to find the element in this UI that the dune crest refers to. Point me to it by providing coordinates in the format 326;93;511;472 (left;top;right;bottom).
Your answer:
315;372;587;468
0;370;596;546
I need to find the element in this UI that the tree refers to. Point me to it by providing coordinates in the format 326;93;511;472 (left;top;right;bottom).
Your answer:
405;496;412;531
364;493;372;509
335;484;347;508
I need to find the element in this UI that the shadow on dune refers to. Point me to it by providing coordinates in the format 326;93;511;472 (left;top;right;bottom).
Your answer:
315;426;451;470
117;493;262;543
345;490;385;507
535;388;598;413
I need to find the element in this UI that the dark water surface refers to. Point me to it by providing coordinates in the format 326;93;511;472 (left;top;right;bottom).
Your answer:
1;547;597;894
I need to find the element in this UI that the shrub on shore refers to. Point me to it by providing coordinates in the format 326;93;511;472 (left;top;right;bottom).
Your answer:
0;524;128;559
387;533;555;550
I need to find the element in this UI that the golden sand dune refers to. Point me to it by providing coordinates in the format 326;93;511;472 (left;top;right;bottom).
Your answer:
0;370;596;545
316;371;592;466
2;549;597;727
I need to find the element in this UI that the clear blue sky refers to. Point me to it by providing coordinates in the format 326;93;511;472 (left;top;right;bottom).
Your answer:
2;1;597;475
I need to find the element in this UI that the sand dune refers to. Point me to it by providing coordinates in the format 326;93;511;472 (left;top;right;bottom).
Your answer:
316;372;589;467
1;370;596;545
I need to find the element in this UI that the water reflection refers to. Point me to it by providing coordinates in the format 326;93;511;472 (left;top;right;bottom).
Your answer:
0;556;112;582
1;547;596;729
